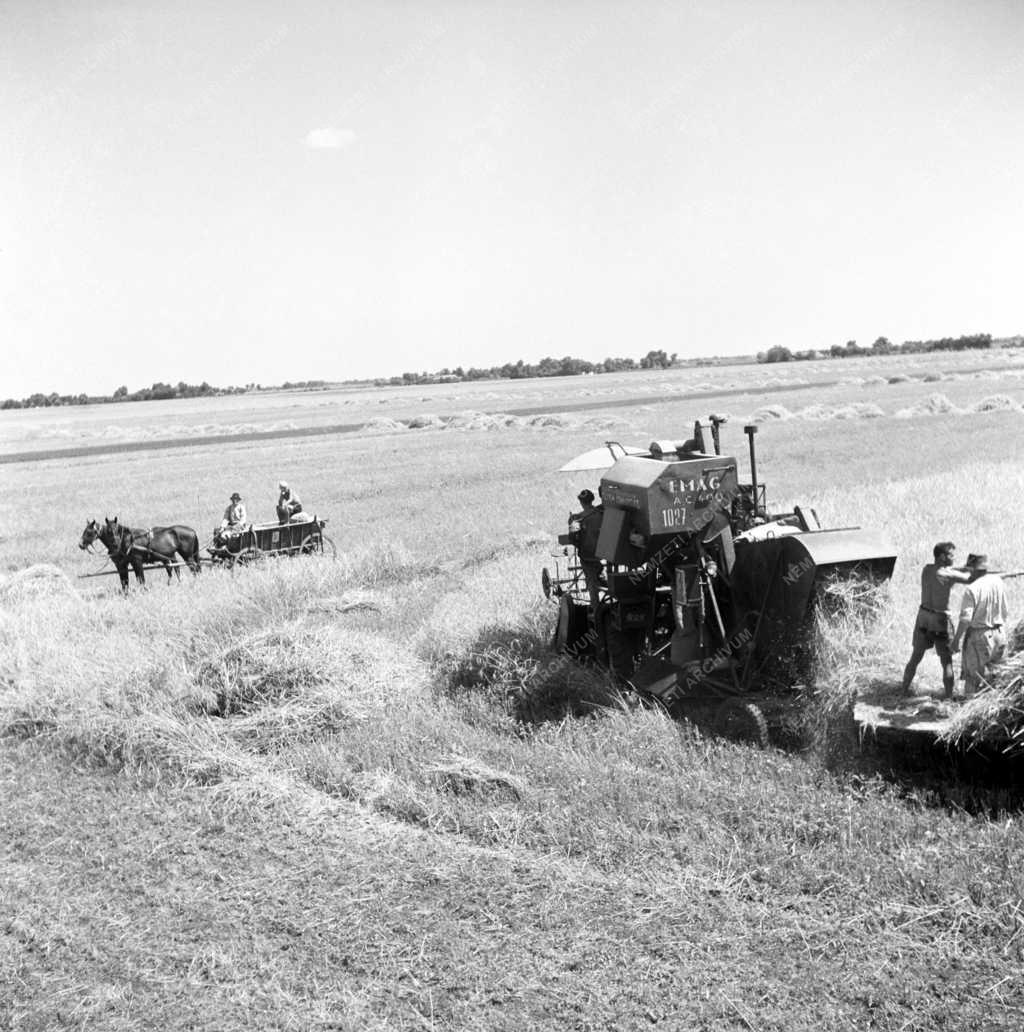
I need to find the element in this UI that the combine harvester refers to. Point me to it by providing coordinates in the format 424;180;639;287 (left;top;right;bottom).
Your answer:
542;415;897;745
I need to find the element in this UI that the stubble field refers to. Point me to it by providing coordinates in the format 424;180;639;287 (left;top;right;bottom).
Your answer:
3;352;1024;1030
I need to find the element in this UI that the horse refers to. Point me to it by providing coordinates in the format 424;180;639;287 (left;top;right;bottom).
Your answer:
79;517;202;591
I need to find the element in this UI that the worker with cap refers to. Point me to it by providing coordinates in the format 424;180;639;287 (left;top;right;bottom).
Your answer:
220;491;247;532
215;491;248;548
901;541;973;697
951;554;1009;695
276;480;310;524
570;488;604;612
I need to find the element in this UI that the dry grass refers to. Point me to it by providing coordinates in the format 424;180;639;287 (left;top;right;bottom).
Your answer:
6;373;1024;1028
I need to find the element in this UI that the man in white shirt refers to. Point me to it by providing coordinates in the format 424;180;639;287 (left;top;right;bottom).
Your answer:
220;492;247;532
951;554;1009;695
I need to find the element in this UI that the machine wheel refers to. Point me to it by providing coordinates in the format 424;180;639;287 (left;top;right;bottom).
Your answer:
541;567;553;599
554;594;593;657
604;622;641;679
715;699;769;749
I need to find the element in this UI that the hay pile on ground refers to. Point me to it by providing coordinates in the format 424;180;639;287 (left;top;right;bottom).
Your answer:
750;403;793;422
794;402;884;421
894;393;962;418
970;394;1018;413
938;626;1024;756
405;413;446;430
0;563;80;601
360;416;407;433
360;410;611;435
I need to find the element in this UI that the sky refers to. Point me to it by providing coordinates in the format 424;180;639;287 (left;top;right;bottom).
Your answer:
2;0;1023;398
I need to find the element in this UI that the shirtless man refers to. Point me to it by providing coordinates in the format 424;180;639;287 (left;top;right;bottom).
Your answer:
901;541;973;698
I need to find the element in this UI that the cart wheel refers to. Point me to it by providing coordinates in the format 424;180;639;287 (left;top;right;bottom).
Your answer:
321;534;337;559
232;546;261;568
715;699;769;749
541;567;552;599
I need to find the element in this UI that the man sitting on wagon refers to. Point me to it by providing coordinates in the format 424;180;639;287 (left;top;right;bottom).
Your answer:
214;491;248;548
276;481;313;524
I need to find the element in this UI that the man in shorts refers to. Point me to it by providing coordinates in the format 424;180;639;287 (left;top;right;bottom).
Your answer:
951;554;1009;695
901;541;973;698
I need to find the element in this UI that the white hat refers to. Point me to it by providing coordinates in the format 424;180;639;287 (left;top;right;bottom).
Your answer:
278;481;288;490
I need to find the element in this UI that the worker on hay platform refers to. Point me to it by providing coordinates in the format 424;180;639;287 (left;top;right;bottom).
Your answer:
570;488;604;612
951;554;1009;695
277;481;313;524
901;541;973;698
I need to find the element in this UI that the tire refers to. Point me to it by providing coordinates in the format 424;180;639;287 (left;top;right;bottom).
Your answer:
555;594;593;657
715;699;769;748
604;622;641;679
231;547;261;568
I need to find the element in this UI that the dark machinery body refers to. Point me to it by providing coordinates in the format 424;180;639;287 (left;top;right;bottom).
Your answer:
543;418;897;744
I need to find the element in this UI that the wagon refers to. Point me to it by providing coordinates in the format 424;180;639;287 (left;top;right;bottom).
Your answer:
208;517;335;566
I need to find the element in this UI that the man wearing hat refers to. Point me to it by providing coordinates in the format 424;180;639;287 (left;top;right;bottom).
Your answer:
216;492;248;547
570;488;604;611
901;541;973;697
277;481;310;524
951;554;1009;695
221;492;247;531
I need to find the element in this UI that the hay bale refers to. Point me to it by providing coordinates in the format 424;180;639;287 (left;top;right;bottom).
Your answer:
525;413;571;429
796;404;835;421
750;404;793;422
970;395;1017;413
406;413;446;430
0;564;80;600
444;410;489;429
834;402;884;419
894;393;961;419
937;650;1024;755
361;416;407;434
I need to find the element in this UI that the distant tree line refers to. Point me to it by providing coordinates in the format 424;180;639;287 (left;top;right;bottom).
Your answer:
377;349;678;386
757;333;993;364
1;380;248;410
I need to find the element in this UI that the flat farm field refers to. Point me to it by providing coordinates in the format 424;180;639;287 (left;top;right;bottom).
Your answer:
3;352;1024;1030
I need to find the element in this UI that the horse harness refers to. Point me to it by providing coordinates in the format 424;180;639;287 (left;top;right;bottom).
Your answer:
108;523;153;561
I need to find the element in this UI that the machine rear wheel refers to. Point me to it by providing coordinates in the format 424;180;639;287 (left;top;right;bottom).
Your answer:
715;699;769;749
604;622;641;679
555;595;593;657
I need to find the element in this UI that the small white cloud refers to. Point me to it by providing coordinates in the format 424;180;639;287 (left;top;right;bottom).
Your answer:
304;127;356;150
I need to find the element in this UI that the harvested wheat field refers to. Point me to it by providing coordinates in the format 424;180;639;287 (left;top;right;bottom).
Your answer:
3;361;1024;1031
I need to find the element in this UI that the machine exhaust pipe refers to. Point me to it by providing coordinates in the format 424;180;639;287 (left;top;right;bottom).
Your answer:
743;424;761;516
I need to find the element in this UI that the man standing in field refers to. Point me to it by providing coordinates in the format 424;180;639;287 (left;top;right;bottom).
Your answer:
901;541;973;697
571;488;604;612
951;554;1009;695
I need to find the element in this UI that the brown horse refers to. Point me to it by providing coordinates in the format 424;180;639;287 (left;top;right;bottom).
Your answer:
79;517;202;591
